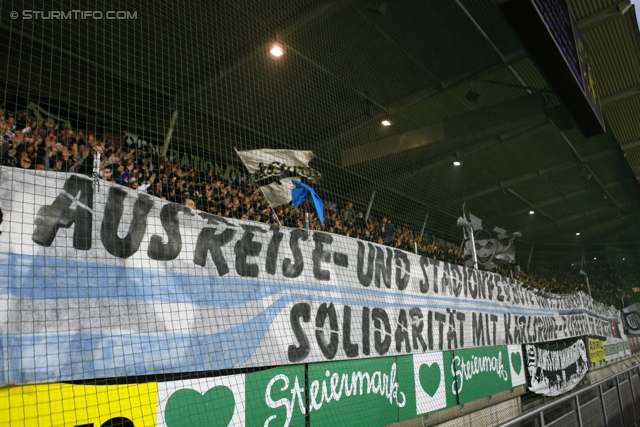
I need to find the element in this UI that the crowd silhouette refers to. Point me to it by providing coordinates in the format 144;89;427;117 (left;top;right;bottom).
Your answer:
0;107;634;307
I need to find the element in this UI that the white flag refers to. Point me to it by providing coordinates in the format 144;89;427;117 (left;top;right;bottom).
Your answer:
235;149;320;207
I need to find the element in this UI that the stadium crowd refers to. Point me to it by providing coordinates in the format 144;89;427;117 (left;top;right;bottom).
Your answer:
0;108;632;306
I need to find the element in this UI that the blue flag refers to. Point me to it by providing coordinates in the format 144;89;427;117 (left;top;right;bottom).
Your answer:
291;180;324;225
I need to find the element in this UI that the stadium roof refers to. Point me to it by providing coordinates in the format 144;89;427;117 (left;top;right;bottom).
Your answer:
2;0;640;264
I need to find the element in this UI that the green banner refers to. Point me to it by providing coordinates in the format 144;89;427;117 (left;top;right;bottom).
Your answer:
2;346;527;427
308;357;405;427
450;344;527;403
152;345;526;427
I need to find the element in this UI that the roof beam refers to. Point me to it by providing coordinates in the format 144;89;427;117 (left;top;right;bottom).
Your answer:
577;0;633;31
462;147;619;201
528;207;623;243
621;139;640;151
506;179;628;216
557;130;625;211
543;215;637;246
342;93;548;168
506;188;557;223
454;0;531;91
601;85;640;106
313;49;527;151
388;121;550;183
526;202;633;241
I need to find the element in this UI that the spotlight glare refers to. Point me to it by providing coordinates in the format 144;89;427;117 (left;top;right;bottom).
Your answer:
269;44;284;57
576;232;580;235
594;257;597;260
529;210;534;215
381;120;391;126
453;161;461;166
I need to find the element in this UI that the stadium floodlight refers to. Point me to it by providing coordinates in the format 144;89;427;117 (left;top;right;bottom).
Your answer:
269;44;284;57
381;120;391;126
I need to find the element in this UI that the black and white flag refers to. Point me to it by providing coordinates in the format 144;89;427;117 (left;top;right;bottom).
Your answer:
526;339;589;396
623;303;640;335
235;149;320;207
463;212;520;270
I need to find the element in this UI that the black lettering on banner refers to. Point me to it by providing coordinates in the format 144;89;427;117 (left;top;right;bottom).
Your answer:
372;308;391;355
468;269;478;299
283;229;307;278
451;266;463;297
333;252;349;268
198;212;235;226
478;273;486;299
409;307;427;351
312;232;332;281
527;316;535;342
487;275;495;300
447;309;458;349
503;280;512;303
234;225;267;277
513;314;522;343
265;226;284;275
490;314;498;344
375;247;393;288
148;203;192;261
362;307;371;356
504;314;513;344
434;311;447;351
457;312;466;348
288;302;311;362
497;282;505;302
342;305;359;357
428;311;434;350
101;188;154;258
394;250;410;291
486;313;491;345
316;302;339;359
472;312;485;346
511;280;520;304
516;316;527;344
419;257;430;293
441;263;452;295
537;317;545;341
462;268;469;297
193;227;236;275
357;242;375;287
32;175;94;250
395;309;411;352
432;260;440;294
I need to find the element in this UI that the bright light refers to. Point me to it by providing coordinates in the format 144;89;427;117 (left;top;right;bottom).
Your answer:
594;257;597;260
623;258;626;261
269;44;284;57
381;120;391;126
453;161;461;166
576;232;580;235
529;210;534;215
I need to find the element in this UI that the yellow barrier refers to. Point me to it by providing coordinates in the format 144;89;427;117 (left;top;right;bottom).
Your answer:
588;338;606;363
0;383;157;427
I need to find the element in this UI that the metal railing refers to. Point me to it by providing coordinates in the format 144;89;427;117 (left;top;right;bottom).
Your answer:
497;363;640;427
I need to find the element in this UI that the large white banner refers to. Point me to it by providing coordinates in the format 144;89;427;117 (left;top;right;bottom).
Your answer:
0;169;618;386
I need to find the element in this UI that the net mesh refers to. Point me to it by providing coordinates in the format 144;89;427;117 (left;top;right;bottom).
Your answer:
0;1;639;426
